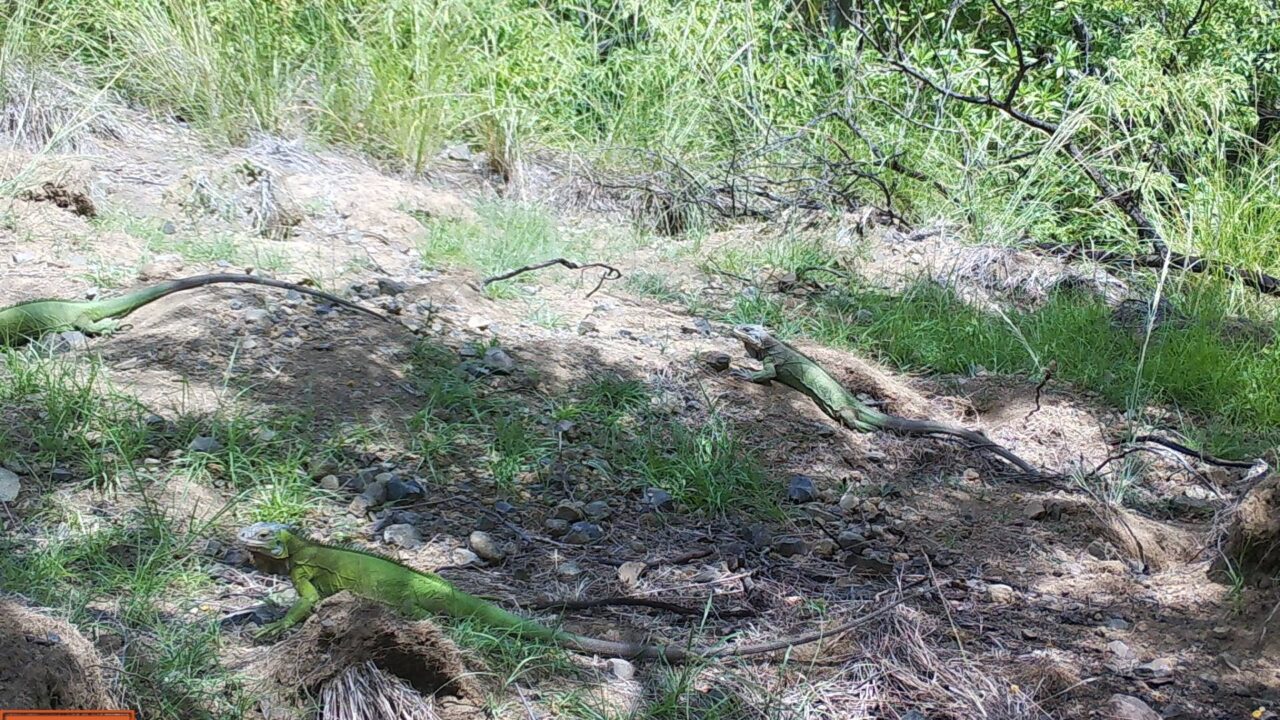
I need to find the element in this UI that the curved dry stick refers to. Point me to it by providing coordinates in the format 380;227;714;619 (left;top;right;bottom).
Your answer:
483;258;623;298
1133;434;1257;469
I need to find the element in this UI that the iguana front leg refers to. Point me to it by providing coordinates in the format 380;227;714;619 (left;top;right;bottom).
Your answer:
731;360;777;384
254;568;321;640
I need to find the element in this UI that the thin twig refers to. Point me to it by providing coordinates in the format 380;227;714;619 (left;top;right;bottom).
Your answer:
482;258;623;298
1133;434;1257;469
1024;360;1056;421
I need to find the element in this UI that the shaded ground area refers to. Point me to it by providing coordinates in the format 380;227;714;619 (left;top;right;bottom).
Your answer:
0;598;117;709
1;116;1277;720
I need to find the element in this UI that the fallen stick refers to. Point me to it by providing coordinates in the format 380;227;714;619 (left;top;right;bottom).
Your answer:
483;258;623;298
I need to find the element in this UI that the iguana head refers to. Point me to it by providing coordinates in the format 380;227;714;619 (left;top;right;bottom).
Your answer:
238;521;293;559
731;324;777;360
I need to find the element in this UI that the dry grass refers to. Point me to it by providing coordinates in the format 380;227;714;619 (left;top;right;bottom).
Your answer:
321;661;442;720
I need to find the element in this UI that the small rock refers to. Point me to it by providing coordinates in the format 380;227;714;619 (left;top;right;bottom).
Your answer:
786;475;818;503
649;391;683;415
242;308;272;325
1021;627;1041;640
1023;499;1048;521
1107;639;1138;662
544;518;570;536
743;523;772;549
773;537;808;557
836;529;867;549
642;487;675;512
813;539;838;558
838;491;860;512
552;501;586;522
557;561;583;579
188;436;223;453
618;561;646;588
49;467;74;483
384;478;409;502
319;475;342;492
583;500;612;521
57;331;89;351
10;251;35;264
700;351;732;372
606;658;635;681
1104;617;1131;631
451;548;480;566
1106;694;1161;720
564;521;603;544
961;467;981;482
986;583;1016;604
467;316;491;330
493;500;515;514
469;531;506;563
349;480;388;516
0;468;20;502
383;523;422;549
1134;657;1175;682
576;320;599;335
854;308;875;324
377;278;408;296
481;347;516;375
1087;538;1116;560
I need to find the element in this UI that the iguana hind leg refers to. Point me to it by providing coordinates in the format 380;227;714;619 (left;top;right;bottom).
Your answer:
74;316;124;336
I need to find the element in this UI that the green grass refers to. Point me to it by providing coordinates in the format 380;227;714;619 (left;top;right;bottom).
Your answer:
416;201;582;297
0;522;251;719
93;209;292;273
720;277;1280;457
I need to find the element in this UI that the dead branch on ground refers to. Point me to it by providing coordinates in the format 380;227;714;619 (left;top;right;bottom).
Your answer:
482;258;622;298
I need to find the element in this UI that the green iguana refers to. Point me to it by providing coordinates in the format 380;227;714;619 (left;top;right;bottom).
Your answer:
730;324;1039;475
0;273;388;347
238;522;915;663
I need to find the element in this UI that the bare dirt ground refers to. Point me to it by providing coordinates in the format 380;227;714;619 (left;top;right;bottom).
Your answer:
2;114;1278;719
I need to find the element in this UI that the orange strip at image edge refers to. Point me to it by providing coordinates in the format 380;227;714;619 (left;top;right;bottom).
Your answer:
0;707;135;712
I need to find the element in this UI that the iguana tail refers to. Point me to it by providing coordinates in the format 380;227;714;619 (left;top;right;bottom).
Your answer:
877;414;1037;474
83;274;388;322
425;583;696;662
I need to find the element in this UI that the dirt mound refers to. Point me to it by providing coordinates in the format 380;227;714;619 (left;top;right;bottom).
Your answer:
1212;472;1280;584
263;593;484;720
0;598;116;709
1094;505;1200;572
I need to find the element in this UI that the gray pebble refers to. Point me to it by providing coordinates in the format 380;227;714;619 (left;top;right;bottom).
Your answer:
552;501;586;522
641;487;675;512
469;530;506;563
584;500;612;521
383;523;422;549
188;436;222;453
0;468;20;502
564;521;602;544
786;474;817;503
482;347;516;375
773;537;808;557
